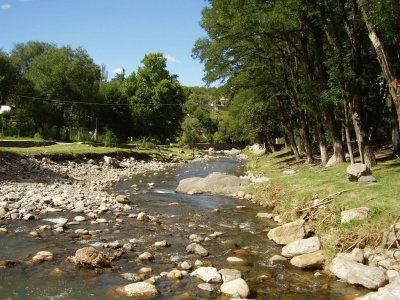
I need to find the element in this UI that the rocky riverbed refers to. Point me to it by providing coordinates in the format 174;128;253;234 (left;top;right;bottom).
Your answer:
0;154;372;299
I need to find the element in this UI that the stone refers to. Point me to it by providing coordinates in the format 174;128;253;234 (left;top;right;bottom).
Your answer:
32;251;53;261
269;255;288;264
257;212;274;219
341;207;370;223
219;268;242;283
119;282;158;298
326;154;339;168
186;243;209;257
43;217;68;226
283;169;296;175
116;195;130;204
356;277;400;299
74;216;86;222
347;163;370;181
386;270;400;282
252;177;270;183
189;234;204;242
220;278;250;298
67;247;112;268
0;260;17;268
197;283;214;292
139;267;153;274
139;252;154;261
358;176;377;184
267;219;309;245
0;207;7;217
180;261;192;270
137;212;148;221
154;240;169;247
167;269;183;280
190;267;222;283
176;172;250;196
121;273;141;282
290;250;325;269
22;213;35;220
0;228;8;234
226;257;244;263
349;248;364;263
281;236;321;258
330;254;387;289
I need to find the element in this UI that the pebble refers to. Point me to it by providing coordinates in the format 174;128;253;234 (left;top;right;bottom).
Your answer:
32;251;53;261
139;252;154;261
167;269;183;280
154;240;170;247
74;216;86;222
139;267;153;274
137;212;148;221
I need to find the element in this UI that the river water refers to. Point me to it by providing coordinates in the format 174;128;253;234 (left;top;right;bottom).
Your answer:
0;156;367;299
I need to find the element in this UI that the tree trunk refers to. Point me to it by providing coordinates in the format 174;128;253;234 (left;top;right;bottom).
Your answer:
287;127;301;162
299;112;314;164
350;95;377;167
325;109;346;163
315;117;328;166
268;136;276;152
358;2;400;129
344;101;355;164
392;98;400;155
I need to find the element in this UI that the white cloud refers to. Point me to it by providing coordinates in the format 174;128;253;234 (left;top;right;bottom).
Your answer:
112;68;124;75
163;54;180;63
1;3;12;10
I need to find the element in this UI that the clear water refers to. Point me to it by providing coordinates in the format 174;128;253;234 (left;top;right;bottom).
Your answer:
0;156;368;299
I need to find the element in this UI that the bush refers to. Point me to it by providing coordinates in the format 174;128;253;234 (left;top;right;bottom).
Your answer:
33;132;43;140
102;129;119;147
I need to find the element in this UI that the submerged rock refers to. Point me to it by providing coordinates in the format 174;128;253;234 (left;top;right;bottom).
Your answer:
219;268;242;283
176;172;250;196
290;250;325;269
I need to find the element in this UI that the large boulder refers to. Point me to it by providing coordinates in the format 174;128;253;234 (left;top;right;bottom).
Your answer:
281;236;320;257
356;277;400;299
220;278;250;298
341;207;370;224
330;254;388;289
347;163;370;181
267;220;309;245
290;250;325;269
117;282;158;298
176;172;250;196
190;267;222;283
67;247;115;268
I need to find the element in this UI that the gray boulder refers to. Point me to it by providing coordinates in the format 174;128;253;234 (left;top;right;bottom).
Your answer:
356;277;400;299
347;163;370;181
267;219;309;245
176;172;250;196
330;254;387;289
186;243;209;257
281;236;321;257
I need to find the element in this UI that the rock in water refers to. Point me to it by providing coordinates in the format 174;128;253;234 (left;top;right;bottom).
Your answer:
220;278;250;298
67;247;112;268
186;243;209;257
347;163;370;181
118;282;158;298
176;172;250;196
281;236;320;257
330;254;387;289
115;195;130;204
219;269;242;283
190;267;222;283
356;277;400;299
267;220;309;245
290;250;325;269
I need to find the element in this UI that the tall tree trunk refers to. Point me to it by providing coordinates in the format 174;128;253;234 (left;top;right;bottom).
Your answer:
316;117;329;166
299;112;314;164
392;98;400;155
344;101;355;164
325;109;346;163
350;95;376;167
358;2;400;129
286;127;301;161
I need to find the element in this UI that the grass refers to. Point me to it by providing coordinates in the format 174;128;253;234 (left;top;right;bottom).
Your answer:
0;143;202;161
245;148;400;259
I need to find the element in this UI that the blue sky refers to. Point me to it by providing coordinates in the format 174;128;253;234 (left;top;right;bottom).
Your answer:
0;0;208;86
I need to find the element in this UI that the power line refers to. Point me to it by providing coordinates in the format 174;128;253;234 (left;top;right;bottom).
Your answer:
16;94;183;107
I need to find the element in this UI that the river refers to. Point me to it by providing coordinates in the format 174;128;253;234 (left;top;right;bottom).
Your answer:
0;156;367;299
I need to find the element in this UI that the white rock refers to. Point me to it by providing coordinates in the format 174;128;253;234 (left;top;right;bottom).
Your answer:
256;212;273;219
267;219;309;245
190;267;222;283
120;282;158;298
226;257;244;263
282;236;320;257
220;278;250;298
219;268;242;283
341;207;370;223
269;255;287;264
356;277;400;299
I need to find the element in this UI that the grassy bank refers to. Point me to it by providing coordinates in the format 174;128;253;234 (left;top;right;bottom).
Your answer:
245;148;400;260
0;143;201;161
